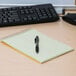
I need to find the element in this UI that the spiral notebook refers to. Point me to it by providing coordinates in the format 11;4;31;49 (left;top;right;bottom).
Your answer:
1;29;74;63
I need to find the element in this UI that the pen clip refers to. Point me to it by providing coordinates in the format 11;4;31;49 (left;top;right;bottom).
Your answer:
35;36;39;44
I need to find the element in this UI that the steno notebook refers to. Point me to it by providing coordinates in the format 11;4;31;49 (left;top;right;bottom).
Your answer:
1;29;74;63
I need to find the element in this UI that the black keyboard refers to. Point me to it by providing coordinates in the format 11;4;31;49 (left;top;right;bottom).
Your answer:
0;4;59;27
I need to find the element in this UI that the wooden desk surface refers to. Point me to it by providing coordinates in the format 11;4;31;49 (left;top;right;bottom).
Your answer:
0;19;76;76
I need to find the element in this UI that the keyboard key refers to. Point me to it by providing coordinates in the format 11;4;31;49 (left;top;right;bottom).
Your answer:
23;18;28;21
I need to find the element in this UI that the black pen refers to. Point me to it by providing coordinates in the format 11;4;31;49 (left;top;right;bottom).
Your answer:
34;36;39;54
